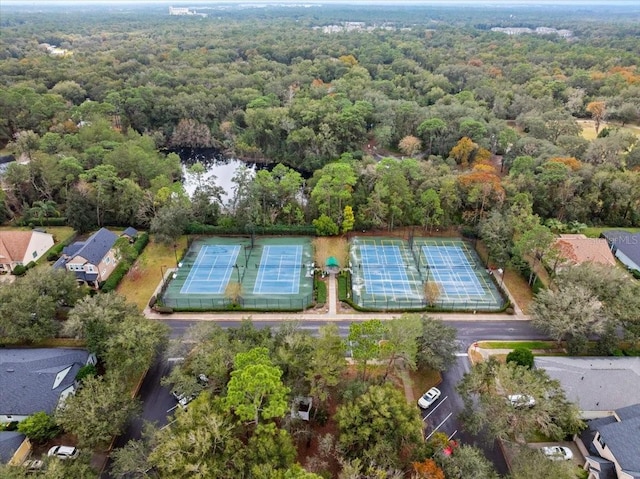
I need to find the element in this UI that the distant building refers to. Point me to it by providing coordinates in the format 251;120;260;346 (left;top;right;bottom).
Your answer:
169;7;206;17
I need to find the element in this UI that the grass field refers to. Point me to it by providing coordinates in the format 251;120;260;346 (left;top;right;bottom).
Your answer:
117;236;187;311
579;119;640;140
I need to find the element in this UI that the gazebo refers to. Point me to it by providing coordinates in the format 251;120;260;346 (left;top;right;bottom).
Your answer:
325;256;340;274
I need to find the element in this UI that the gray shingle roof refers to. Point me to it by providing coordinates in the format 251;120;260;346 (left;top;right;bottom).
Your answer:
0;348;90;417
0;431;25;464
122;227;138;238
602;230;640;270
71;228;118;265
598;415;640;474
534;357;640;411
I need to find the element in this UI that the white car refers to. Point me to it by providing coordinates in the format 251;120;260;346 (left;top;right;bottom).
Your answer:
418;387;441;409
47;445;79;460
541;446;574;461
507;394;536;408
172;390;195;409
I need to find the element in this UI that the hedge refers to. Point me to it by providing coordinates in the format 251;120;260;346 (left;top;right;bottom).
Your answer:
46;231;78;261
101;232;149;292
185;222;316;236
15;217;69;227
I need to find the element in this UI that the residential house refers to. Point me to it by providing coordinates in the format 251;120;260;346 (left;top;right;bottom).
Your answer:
53;227;118;288
534;357;640;419
602;231;640;273
554;234;617;268
0;230;54;273
580;404;640;479
0;432;26;464
0;348;96;423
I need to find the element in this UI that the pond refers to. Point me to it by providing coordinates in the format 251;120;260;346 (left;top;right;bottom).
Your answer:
175;148;258;207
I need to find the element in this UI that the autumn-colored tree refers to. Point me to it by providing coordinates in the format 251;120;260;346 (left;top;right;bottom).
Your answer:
586;101;606;134
449;137;477;167
224;281;243;305
398;135;422;157
424;281;442;307
549;157;582;171
412;459;445;479
458;162;505;223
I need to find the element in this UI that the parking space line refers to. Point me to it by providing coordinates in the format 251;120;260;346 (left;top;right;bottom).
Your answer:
425;413;453;440
448;430;457;440
423;395;449;421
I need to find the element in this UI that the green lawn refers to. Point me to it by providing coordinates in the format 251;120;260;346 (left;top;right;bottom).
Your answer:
582;226;640;238
478;341;559;350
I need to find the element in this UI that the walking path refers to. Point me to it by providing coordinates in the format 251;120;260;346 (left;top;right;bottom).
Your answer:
146;269;528;322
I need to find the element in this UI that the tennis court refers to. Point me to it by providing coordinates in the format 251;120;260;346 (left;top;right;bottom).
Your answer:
180;245;240;294
350;237;424;310
161;236;314;310
413;238;504;310
254;245;302;294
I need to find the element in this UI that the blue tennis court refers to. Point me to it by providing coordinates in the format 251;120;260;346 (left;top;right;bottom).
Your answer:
422;245;487;299
360;245;414;296
253;245;302;294
180;245;240;294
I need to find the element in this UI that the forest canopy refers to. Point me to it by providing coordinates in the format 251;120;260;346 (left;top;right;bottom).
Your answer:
0;2;638;232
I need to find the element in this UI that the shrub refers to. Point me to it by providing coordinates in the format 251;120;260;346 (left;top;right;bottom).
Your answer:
631;269;640;280
11;264;27;276
17;412;59;443
148;295;157;308
506;347;534;369
46;251;60;261
76;364;98;382
153;305;174;314
26;261;36;270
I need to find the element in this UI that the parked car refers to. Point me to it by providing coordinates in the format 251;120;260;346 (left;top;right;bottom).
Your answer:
47;445;79;460
22;459;44;472
541;446;574;461
172;390;195;409
507;394;536;408
418;387;441;409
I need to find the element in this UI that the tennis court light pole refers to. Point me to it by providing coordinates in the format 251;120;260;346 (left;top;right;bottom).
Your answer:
173;243;179;268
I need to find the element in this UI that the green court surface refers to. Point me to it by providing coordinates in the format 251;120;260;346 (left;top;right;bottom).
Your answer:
350;236;505;311
162;236;314;310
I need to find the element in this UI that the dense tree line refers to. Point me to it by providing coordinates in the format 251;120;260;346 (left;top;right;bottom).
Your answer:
0;4;638;235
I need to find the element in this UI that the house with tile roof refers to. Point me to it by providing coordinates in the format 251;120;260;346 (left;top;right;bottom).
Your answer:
0;348;96;424
579;404;640;479
554;234;617;268
0;230;54;273
602;230;640;273
53;227;119;288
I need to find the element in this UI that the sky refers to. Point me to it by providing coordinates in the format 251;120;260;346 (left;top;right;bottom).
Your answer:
2;0;638;4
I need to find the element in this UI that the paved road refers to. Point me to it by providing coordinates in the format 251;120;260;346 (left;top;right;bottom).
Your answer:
105;318;546;477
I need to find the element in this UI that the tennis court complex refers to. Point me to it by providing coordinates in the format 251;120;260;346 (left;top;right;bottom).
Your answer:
350;236;504;311
162;237;313;310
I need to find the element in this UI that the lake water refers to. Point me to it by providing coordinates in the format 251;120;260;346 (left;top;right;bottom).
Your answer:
175;148;258;207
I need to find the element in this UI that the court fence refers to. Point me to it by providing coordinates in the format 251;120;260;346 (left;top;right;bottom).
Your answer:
163;293;314;311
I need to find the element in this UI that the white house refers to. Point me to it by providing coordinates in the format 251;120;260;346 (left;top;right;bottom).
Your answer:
0;230;54;273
